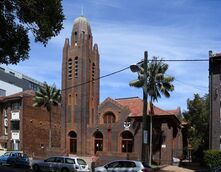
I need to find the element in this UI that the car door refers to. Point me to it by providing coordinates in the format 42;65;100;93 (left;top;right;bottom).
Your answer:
54;157;65;171
106;161;123;172
123;161;137;172
64;158;76;171
41;157;56;172
7;152;17;165
14;153;22;166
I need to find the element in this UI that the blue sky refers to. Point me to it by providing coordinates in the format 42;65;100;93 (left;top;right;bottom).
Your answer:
4;0;221;111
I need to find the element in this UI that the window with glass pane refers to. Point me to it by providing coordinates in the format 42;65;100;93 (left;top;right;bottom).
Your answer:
121;131;134;152
11;102;21;110
46;157;56;162
55;157;64;163
65;158;75;164
103;112;116;124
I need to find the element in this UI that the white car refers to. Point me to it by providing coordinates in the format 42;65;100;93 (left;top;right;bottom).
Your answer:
71;157;90;172
32;156;89;172
95;160;151;172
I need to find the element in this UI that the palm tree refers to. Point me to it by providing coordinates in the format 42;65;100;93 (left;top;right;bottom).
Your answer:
33;82;61;149
129;56;174;164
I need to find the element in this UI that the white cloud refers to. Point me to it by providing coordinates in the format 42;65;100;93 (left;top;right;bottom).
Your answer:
6;1;220;111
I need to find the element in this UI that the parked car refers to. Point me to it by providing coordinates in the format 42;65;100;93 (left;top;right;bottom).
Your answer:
213;166;221;172
95;160;151;172
32;156;90;172
0;151;30;168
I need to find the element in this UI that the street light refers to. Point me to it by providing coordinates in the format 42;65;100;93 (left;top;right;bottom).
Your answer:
129;51;149;163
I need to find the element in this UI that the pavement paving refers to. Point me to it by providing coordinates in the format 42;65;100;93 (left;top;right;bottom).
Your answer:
159;165;195;172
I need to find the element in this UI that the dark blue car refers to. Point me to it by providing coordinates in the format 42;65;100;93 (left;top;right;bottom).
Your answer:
0;151;30;168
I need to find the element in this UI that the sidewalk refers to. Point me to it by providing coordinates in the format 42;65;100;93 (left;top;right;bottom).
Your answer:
159;165;194;172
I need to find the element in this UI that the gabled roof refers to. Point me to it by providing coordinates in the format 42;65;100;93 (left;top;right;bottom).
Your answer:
0;90;35;102
99;97;126;110
115;97;180;117
115;97;143;117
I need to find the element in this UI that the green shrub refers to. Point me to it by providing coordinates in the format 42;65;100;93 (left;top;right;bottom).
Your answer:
204;150;221;168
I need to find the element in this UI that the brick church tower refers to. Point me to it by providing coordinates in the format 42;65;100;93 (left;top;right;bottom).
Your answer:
61;16;100;155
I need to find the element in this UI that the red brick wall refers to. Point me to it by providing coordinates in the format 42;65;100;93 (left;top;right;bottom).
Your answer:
22;95;61;158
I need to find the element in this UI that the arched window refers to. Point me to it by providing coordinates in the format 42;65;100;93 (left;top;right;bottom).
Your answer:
121;131;133;153
103;112;116;124
68;58;72;80
74;32;78;46
68;94;72;105
68;131;77;154
93;131;103;154
74;57;78;78
92;63;95;81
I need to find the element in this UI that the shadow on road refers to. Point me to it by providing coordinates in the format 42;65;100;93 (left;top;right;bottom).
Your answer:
0;166;32;172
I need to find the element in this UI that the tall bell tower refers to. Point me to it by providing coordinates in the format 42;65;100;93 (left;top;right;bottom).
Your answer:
61;16;100;155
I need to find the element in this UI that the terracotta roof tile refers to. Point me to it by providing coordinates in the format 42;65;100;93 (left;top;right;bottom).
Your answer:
0;90;35;101
115;97;180;117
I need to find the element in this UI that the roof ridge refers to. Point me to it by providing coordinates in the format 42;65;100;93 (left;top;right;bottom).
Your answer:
115;96;139;100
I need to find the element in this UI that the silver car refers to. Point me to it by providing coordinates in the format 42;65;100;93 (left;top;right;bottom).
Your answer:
32;156;89;172
95;160;151;172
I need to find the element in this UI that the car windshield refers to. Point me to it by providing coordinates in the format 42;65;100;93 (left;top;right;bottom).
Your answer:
4;152;11;156
77;158;87;165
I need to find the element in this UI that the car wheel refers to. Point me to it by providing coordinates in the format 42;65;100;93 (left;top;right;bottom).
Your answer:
11;162;16;168
33;164;40;172
61;168;69;172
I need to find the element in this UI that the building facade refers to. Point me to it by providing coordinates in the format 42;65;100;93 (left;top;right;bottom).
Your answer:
0;90;61;158
61;16;184;164
61;16;100;155
209;50;221;150
0;65;42;96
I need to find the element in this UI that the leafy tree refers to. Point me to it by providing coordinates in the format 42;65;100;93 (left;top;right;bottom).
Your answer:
183;94;209;162
0;0;64;64
33;82;61;149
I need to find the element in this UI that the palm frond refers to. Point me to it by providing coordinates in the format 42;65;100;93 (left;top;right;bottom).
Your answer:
129;79;144;88
129;56;174;102
33;82;61;112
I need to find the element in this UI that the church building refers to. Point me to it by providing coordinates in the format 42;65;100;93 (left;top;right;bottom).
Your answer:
61;16;184;165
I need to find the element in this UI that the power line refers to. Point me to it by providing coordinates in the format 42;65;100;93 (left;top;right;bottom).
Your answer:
164;73;208;92
174;79;208;92
142;59;208;62
61;66;130;91
61;58;209;91
160;59;208;62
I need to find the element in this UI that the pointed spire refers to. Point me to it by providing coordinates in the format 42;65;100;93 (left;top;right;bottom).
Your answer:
63;38;69;49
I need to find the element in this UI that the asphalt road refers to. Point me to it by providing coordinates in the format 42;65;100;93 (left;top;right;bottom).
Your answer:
0;166;32;172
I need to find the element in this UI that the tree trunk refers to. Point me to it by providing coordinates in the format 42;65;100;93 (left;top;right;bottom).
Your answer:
149;97;154;166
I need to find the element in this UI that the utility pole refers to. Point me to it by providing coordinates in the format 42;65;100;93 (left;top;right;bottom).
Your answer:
142;51;148;162
129;51;149;162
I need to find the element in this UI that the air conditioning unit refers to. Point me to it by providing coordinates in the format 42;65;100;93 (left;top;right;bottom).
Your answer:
4;118;8;127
